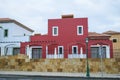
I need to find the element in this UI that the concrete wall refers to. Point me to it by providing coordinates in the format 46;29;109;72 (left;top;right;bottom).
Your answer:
0;54;119;74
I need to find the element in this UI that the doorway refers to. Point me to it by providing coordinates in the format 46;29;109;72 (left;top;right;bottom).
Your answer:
32;48;42;59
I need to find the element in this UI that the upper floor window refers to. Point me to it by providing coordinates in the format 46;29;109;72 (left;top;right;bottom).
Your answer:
77;25;83;35
52;26;58;36
0;26;3;29
112;38;117;43
4;29;8;37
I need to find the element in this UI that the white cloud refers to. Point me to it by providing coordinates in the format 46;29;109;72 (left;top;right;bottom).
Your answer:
0;0;120;34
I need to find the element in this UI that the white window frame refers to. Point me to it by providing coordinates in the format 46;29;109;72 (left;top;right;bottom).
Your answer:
77;25;83;35
58;46;64;54
72;46;78;54
52;26;58;36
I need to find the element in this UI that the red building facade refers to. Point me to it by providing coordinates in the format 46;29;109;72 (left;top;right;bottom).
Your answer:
20;15;113;59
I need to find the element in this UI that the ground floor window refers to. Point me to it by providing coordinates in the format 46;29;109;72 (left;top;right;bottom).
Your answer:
13;47;20;55
32;48;42;59
91;46;106;58
102;47;106;58
58;46;64;54
91;47;99;58
72;46;78;54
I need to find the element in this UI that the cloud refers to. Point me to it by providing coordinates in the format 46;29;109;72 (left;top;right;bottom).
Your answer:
0;0;120;34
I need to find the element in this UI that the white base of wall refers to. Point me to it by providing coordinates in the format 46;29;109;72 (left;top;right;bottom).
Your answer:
68;54;86;58
46;54;64;59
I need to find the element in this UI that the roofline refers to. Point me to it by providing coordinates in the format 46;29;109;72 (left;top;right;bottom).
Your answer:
88;32;111;37
102;30;120;35
13;20;34;32
103;32;120;35
0;18;34;32
48;17;88;20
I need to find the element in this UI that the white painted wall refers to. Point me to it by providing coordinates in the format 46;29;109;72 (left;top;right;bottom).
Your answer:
0;23;32;42
106;45;110;58
0;22;33;56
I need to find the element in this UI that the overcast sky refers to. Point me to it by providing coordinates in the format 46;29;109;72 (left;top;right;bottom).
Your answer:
0;0;120;34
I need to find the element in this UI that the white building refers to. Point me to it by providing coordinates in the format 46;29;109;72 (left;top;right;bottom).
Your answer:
0;18;34;56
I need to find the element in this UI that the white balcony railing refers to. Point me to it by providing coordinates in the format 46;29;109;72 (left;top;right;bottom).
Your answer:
68;53;86;58
46;54;64;59
46;53;86;59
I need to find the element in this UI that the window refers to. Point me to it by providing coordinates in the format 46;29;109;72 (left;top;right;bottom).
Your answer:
4;29;8;37
52;26;58;36
72;46;78;54
13;48;20;55
91;46;106;58
91;47;99;58
77;26;83;35
0;26;3;28
112;39;117;43
24;33;26;36
32;48;42;59
58;46;64;54
102;47;106;58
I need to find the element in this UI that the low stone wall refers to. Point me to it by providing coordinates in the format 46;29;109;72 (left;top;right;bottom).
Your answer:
0;54;119;74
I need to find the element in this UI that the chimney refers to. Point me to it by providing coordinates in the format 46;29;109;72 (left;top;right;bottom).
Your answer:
62;14;74;18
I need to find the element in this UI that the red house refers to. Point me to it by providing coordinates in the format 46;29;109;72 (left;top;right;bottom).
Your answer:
20;15;113;59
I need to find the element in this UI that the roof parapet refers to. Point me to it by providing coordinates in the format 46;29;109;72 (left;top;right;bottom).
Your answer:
62;14;74;18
